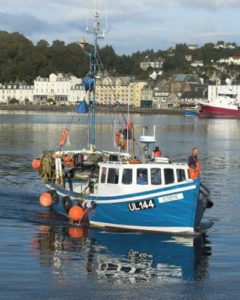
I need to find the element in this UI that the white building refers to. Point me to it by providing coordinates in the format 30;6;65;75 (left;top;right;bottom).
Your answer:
0;83;34;103
187;44;198;50
218;56;240;65
0;73;86;104
191;60;204;67
0;73;147;107
34;73;84;103
214;43;236;49
140;57;164;70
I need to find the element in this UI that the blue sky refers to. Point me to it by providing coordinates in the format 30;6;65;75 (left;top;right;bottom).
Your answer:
1;0;240;54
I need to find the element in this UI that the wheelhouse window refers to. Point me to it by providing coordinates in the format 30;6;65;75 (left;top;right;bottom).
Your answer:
122;168;132;184
137;168;148;185
107;168;119;184
101;167;107;183
176;169;186;182
164;168;174;185
151;168;161;185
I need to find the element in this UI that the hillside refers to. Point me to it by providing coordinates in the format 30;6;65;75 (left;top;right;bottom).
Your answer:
1;31;240;83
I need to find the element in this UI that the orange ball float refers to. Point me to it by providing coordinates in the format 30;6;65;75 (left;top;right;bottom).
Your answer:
32;159;41;170
68;206;85;222
39;192;53;207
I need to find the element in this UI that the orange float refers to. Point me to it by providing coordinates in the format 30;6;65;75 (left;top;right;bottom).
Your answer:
127;159;142;164
68;206;85;222
58;129;69;147
39;192;53;207
32;159;41;170
115;131;127;150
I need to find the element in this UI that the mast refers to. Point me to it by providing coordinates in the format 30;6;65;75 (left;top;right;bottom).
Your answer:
87;2;105;146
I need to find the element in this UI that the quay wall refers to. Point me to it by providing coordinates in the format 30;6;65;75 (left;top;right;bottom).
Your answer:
0;104;184;115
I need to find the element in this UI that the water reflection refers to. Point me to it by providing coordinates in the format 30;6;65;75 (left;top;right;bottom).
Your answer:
31;224;211;284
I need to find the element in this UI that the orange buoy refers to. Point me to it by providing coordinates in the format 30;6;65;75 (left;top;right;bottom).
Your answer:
68;226;87;238
68;206;85;222
39;192;53;207
32;159;41;170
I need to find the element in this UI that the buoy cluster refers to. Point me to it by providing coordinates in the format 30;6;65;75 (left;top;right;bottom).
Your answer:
39;190;96;224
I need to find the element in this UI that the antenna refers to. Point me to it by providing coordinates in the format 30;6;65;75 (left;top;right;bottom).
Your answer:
105;0;108;34
81;0;107;146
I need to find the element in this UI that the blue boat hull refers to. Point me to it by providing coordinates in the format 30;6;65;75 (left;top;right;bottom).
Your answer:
86;180;201;233
47;179;205;234
185;110;198;117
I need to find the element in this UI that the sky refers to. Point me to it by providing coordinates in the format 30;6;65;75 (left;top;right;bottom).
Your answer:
1;0;240;55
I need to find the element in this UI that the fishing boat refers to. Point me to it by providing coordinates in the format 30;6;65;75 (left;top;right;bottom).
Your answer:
184;106;199;117
32;8;213;234
199;87;240;118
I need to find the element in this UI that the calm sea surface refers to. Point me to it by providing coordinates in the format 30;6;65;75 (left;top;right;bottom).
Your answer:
0;111;240;300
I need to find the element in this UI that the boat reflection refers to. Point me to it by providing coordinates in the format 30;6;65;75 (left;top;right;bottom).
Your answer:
31;224;211;284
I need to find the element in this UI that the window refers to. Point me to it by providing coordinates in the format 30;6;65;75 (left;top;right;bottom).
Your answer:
164;168;174;185
151;168;161;185
101;167;107;183
137;168;148;185
122;169;132;184
107;168;119;184
176;169;186;182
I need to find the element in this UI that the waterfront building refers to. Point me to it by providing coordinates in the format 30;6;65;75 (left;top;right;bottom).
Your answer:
34;73;84;103
140;84;154;108
0;73;85;105
0;83;34;103
181;83;208;105
133;81;148;107
96;76;147;107
0;74;147;107
96;76;134;106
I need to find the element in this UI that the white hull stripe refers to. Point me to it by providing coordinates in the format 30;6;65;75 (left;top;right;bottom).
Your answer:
46;184;196;204
90;221;194;234
90;185;196;204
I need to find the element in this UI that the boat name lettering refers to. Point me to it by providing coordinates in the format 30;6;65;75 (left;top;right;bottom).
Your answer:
128;199;155;212
158;193;184;203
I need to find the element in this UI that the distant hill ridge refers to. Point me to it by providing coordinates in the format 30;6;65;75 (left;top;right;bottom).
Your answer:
1;30;240;83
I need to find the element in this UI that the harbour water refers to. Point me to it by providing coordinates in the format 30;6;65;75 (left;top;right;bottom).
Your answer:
0;111;240;299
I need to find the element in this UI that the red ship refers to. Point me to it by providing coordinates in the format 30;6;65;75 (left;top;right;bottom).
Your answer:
199;89;240;118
